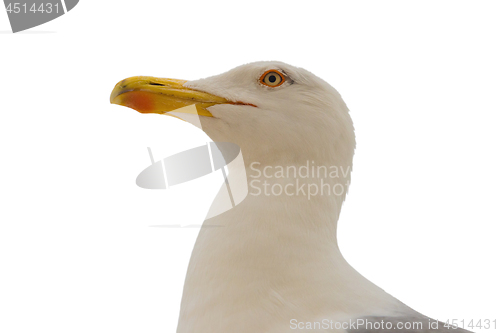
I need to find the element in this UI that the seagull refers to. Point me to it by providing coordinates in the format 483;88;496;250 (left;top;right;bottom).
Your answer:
110;62;474;333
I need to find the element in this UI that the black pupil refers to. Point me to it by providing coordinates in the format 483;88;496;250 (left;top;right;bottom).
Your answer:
268;74;277;83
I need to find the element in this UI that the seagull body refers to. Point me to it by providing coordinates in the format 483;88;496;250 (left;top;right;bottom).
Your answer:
111;62;473;333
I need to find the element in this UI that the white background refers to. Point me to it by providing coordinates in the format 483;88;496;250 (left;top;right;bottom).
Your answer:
1;1;499;332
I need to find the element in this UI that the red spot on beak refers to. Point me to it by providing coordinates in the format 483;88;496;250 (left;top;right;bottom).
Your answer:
120;91;155;113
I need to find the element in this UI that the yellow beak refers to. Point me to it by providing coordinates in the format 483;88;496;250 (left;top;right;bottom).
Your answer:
110;76;230;117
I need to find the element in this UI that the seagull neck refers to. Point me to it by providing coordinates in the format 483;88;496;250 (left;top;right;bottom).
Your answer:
193;188;349;290
204;159;351;256
176;160;406;332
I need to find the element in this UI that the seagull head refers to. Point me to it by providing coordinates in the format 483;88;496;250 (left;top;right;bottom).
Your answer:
111;61;355;168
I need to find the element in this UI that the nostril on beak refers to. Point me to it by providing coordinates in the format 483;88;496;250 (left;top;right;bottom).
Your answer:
149;82;165;86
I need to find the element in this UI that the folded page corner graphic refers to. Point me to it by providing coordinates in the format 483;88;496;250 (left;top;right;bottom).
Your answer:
64;0;78;11
4;0;79;33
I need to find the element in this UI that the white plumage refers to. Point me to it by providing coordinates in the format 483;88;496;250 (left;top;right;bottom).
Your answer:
116;61;474;333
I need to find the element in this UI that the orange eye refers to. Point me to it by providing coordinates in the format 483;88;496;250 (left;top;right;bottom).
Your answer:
259;70;285;87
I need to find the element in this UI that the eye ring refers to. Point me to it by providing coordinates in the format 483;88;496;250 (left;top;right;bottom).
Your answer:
259;70;286;87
